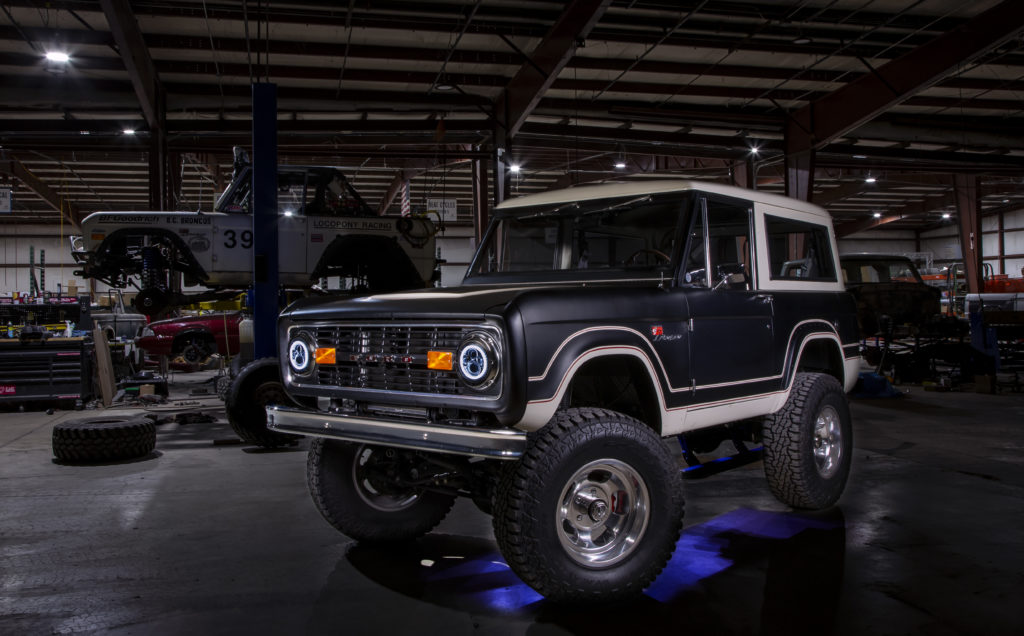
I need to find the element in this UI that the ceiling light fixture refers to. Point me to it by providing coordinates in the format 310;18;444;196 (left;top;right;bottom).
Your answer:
509;164;521;174
44;50;70;74
123;128;136;135
614;161;626;169
941;213;951;219
853;154;867;159
750;146;760;155
872;212;882;218
792;36;812;45
865;176;876;183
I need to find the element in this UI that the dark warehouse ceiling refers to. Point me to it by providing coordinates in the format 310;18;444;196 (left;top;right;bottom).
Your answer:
0;0;1023;235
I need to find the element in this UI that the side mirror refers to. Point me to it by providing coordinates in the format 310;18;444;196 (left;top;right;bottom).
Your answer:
713;263;749;290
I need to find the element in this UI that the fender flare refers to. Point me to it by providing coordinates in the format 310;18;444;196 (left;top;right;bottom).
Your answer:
779;320;848;391
523;326;677;430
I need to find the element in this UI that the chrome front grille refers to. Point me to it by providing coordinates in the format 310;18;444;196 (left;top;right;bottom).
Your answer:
299;324;491;396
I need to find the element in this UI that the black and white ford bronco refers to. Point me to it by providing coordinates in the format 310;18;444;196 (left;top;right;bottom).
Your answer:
269;180;861;601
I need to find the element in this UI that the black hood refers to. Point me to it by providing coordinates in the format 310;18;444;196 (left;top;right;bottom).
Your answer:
281;284;548;322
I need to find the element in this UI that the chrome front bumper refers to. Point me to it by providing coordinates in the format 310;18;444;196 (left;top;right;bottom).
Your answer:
266;405;526;459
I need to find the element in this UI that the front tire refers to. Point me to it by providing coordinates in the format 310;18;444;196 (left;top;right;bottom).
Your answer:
307;439;456;543
226;358;301;448
493;408;684;602
762;372;852;509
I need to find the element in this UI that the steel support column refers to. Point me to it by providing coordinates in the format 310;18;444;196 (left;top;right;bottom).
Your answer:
252;83;279;360
730;158;755;190
953;174;983;294
148;101;168;210
493;146;506;207
471;152;489;244
784;149;815;202
998;210;1006;275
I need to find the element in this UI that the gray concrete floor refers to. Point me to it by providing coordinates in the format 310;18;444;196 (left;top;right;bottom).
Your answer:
2;373;1023;635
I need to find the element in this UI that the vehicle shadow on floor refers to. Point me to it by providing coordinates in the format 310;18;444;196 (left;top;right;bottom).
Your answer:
309;507;846;635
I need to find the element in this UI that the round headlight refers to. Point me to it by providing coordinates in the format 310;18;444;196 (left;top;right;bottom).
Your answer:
457;333;498;389
288;336;313;375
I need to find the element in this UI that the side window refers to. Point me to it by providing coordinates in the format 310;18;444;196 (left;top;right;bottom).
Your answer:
765;214;837;281
279;180;305;216
681;197;753;290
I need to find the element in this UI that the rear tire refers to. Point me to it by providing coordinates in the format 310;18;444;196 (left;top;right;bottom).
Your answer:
307;439;456;543
493;408;684;602
762;372;852;509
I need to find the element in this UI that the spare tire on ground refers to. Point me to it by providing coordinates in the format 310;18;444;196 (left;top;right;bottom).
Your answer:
52;414;157;463
226;357;302;448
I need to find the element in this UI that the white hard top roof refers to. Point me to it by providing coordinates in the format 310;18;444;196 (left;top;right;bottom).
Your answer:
495;179;831;221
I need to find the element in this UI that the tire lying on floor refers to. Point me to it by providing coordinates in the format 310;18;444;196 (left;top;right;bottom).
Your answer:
52;414;157;463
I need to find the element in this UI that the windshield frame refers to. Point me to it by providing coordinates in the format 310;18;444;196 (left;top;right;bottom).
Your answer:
463;191;695;285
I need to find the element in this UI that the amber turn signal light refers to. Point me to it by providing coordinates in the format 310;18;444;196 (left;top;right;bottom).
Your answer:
315;347;336;364
427;350;453;371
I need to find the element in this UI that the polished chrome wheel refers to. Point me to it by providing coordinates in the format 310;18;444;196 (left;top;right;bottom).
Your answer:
352;446;419;512
813;405;843;479
556;459;650;567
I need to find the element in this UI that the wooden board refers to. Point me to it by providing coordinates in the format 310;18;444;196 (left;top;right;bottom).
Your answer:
93;326;115;407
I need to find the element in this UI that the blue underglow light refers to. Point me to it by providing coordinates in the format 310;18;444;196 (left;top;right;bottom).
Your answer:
646;508;844;602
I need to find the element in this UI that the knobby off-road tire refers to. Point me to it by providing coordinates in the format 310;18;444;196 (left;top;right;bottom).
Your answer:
52;415;156;462
762;372;852;509
226;358;301;448
493;407;685;602
307;439;456;543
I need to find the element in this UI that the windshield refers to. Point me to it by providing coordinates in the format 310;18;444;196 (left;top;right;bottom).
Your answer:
466;192;691;279
216;167;371;216
841;258;924;284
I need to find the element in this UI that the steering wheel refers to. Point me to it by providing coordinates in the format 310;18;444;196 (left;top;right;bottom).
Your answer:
626;248;671;266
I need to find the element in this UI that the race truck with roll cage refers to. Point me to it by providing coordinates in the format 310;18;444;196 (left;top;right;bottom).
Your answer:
268;180;861;602
71;154;437;317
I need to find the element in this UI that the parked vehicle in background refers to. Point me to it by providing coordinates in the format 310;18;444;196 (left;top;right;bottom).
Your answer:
71;149;437;316
135;312;243;367
840;253;941;337
270;180;861;602
80;291;148;342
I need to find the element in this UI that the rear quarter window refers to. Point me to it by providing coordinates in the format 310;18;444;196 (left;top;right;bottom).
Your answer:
764;214;837;282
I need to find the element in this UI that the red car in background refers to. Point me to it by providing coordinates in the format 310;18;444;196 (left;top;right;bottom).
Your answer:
136;312;244;367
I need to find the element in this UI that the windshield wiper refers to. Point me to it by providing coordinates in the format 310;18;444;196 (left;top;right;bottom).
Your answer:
519;201;582;220
576;194;652;218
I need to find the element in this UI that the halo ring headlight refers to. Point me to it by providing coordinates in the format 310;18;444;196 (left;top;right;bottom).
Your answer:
288;333;315;376
456;332;499;390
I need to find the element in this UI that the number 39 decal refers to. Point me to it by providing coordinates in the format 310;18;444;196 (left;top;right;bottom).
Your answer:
223;229;253;249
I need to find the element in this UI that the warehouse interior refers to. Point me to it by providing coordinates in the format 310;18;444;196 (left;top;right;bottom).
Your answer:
1;1;1023;634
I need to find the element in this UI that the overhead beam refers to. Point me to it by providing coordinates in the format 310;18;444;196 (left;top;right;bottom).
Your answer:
100;0;169;210
786;0;1024;154
833;193;953;237
494;0;611;142
1;161;81;229
100;0;161;130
